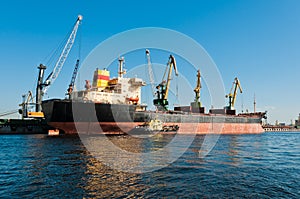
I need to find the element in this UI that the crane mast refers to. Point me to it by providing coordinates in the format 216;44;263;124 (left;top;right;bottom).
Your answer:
193;70;201;103
36;64;47;112
226;77;242;110
153;55;178;111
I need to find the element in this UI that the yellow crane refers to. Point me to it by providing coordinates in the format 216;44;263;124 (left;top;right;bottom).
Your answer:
193;70;201;105
226;77;242;110
153;55;178;111
19;91;44;119
190;69;205;113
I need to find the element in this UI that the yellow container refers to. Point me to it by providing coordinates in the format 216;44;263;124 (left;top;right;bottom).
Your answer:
93;69;110;87
97;79;108;83
97;69;110;76
97;80;108;87
97;83;108;87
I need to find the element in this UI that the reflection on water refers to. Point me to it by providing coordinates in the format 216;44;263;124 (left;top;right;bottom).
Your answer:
0;133;299;198
80;134;195;173
83;158;147;198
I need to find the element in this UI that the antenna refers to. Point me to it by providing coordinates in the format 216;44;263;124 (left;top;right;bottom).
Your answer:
254;93;256;113
241;95;244;113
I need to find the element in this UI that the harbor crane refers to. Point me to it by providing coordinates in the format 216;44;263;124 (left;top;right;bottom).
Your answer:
145;49;156;97
35;15;82;112
225;77;243;110
190;69;205;113
67;59;80;99
19;15;82;118
18;91;44;118
192;70;202;106
153;55;178;111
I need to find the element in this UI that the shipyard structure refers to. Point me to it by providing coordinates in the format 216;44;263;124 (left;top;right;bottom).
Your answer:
41;52;266;135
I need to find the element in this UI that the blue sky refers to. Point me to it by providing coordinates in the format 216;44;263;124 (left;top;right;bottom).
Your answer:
0;0;300;124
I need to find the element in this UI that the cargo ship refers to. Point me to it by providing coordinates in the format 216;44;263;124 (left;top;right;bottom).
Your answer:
1;16;266;135
42;53;267;135
7;15;265;135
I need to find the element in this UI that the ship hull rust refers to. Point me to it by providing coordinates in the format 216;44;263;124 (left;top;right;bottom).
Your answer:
42;99;265;135
48;122;264;135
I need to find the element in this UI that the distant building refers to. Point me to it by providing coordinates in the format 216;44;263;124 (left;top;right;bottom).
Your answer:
295;114;300;129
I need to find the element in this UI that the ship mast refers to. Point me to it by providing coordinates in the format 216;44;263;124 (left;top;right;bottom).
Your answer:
118;57;126;78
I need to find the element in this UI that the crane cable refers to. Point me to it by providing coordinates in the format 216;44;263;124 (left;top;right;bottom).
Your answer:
77;23;82;60
241;94;244;113
44;22;77;70
176;75;179;99
42;28;72;71
145;49;157;97
0;109;19;117
161;60;169;83
144;54;150;105
28;20;78;98
71;24;82;91
29;33;70;100
43;16;82;94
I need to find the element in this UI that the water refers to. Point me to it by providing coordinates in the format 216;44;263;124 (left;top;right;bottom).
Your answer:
0;133;299;198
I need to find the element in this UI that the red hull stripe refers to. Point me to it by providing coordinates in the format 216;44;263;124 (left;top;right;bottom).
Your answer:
97;75;109;80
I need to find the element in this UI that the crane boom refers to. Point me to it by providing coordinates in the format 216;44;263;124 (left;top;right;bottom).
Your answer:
67;59;80;99
43;15;82;94
146;49;156;97
232;77;242;107
164;55;178;100
70;59;80;88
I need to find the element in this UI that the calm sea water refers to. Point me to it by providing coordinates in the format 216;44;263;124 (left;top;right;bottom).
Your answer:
0;132;299;198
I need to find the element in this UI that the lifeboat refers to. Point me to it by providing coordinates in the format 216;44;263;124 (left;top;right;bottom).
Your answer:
127;96;139;104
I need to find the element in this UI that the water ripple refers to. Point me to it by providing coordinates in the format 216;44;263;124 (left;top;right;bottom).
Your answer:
0;133;299;198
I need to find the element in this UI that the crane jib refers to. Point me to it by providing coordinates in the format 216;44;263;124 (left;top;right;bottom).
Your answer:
42;16;82;94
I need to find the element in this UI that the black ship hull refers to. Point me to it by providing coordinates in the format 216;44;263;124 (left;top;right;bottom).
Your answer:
42;99;265;134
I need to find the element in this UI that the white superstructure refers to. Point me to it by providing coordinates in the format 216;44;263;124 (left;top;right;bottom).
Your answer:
71;76;145;104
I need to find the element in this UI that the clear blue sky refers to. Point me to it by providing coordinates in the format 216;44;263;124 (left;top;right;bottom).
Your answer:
0;0;300;124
